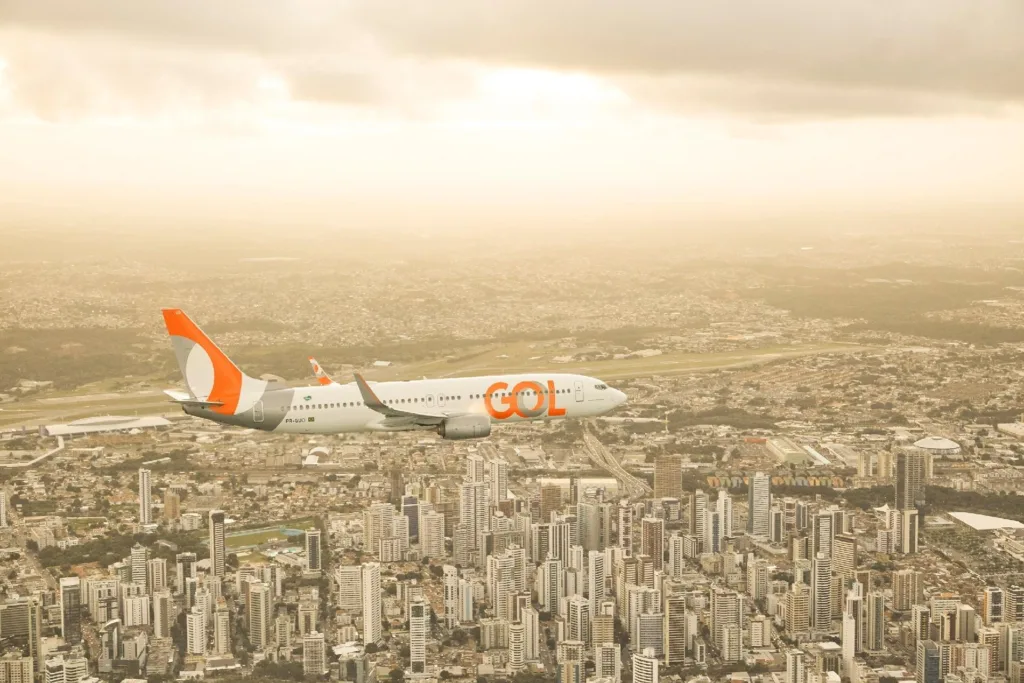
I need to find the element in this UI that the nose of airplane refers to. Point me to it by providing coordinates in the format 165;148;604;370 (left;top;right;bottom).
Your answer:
613;388;628;407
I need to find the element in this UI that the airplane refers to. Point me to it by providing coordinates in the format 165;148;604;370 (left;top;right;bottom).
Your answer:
308;357;335;386
162;309;627;439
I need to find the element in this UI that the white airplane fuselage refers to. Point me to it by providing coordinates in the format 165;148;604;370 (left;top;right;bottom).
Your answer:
184;372;626;435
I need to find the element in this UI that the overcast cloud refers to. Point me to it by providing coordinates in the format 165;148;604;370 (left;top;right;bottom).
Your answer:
1;0;1022;120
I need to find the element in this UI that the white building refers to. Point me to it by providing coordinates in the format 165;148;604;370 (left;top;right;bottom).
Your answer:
632;648;659;683
410;598;429;673
361;563;382;645
138;468;152;525
303;632;327;676
187;608;207;655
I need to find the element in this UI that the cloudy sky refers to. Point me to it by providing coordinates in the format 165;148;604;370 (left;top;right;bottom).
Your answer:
1;0;1023;230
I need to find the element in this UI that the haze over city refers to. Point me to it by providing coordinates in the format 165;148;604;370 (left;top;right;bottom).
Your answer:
2;3;1024;683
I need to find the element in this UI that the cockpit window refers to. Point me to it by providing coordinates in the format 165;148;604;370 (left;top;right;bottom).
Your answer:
595;384;608;390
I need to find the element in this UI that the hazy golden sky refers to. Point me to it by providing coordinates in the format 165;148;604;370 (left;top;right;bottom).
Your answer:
1;0;1023;229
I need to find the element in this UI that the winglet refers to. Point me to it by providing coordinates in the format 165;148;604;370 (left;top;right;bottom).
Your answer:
354;373;392;414
309;357;334;386
353;373;446;424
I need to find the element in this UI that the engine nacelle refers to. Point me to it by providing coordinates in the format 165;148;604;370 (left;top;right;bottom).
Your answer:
438;415;492;440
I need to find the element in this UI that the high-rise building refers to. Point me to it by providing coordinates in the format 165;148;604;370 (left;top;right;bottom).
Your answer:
1007;585;1024;624
509;622;526;670
567;596;591;647
747;472;772;538
486;549;519;622
148;557;168;595
540;557;564;613
187;607;207;655
984;586;1005;625
785;649;806;683
248;581;272;651
917;640;941;683
866;592;885;651
641;517;665;571
833;535;857;580
654;455;683;500
523;606;540;661
811;552;832;631
276;612;292;649
304;631;327;676
900;509;919;554
420;511;445;559
813;511;834;558
911;605;931;642
60;577;82;645
0;653;32;683
44;654;88;683
407;598;428;671
711;588;743;660
298;602;318;635
214;601;231;654
589;550;607;616
364;502;395;555
664;594;687;665
130;543;148;586
845;582;865;654
717;491;733;540
362;563;382;644
786;582;810;637
747;558;770;603
305;528;322;574
618;500;635;553
488;458;508;504
390;468;404;505
596;642;621;679
460;480;490;554
153;590;173;638
163;489;180;521
632;648;659;683
443;565;460;628
402;495;420;541
896;450;926;511
138;468;152;525
208;510;226;578
689;489;708;539
541;484;563;524
893;570;922;611
176;552;197;595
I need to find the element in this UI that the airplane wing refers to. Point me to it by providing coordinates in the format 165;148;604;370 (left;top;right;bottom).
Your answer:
354;373;449;425
309;357;335;386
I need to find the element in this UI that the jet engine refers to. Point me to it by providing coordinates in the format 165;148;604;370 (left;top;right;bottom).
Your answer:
438;415;492;440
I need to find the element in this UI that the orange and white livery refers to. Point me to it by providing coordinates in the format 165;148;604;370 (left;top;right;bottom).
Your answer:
162;309;626;439
309;357;335;386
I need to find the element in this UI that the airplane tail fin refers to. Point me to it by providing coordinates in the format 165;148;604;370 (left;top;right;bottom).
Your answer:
161;309;260;415
309;357;334;385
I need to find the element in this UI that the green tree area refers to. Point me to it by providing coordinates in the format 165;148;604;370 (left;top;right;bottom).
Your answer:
36;530;206;568
668;407;778;431
925;486;1024;522
213;660;307;683
96;448;196;473
0;327;169;390
847;320;1024;346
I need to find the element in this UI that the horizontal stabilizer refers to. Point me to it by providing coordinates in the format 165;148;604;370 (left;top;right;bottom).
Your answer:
163;389;224;409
